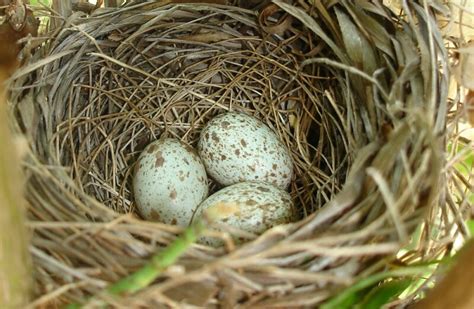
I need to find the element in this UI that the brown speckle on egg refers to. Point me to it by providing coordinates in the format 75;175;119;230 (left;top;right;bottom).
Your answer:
211;132;220;143
169;189;177;200
147;144;158;154
134;163;141;175
155;151;165;168
246;199;257;206
149;210;161;221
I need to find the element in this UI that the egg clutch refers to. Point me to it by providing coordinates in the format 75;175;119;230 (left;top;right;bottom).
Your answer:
132;112;295;244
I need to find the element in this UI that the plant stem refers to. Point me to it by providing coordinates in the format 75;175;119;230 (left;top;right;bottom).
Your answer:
66;219;207;308
107;220;205;295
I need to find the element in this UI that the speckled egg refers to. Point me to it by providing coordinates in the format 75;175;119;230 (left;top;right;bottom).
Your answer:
195;182;295;244
133;138;208;226
198;112;293;189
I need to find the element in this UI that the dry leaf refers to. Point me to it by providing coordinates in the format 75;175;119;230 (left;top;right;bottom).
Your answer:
413;241;474;309
335;8;377;74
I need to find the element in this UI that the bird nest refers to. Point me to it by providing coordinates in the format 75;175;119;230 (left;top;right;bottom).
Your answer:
9;0;454;307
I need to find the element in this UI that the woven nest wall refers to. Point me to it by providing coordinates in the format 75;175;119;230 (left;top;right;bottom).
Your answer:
10;0;450;307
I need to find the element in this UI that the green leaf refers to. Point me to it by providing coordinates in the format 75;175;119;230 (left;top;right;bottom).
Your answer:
321;289;368;309
356;279;413;309
467;220;474;237
334;291;365;309
320;266;430;309
30;0;51;5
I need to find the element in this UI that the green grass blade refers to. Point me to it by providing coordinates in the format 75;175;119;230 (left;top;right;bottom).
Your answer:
357;279;413;309
320;266;430;309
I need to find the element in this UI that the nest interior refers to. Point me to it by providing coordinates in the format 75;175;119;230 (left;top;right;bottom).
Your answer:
10;0;451;307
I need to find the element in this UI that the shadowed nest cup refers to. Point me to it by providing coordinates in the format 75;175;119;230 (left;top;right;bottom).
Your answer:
10;0;452;307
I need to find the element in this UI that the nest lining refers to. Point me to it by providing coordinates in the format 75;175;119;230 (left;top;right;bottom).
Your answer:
26;3;350;218
9;1;455;307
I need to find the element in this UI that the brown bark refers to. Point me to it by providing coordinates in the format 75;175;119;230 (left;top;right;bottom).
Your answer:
0;1;38;76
